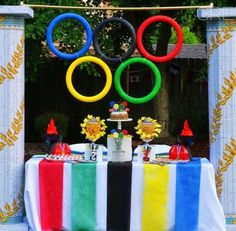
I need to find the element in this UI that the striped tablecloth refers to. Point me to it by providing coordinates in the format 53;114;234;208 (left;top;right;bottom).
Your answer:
24;157;225;231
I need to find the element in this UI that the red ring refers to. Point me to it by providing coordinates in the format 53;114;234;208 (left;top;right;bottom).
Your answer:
137;15;183;63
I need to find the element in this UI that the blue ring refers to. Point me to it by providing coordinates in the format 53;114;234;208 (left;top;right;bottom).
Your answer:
46;13;93;60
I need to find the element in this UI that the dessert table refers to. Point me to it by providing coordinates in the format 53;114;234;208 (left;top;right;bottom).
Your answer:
24;157;225;231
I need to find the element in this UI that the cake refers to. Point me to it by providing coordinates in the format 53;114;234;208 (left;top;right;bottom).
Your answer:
110;111;128;120
107;129;132;162
109;101;129;120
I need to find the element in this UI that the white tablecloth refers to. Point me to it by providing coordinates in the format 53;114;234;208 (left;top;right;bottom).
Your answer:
24;157;226;231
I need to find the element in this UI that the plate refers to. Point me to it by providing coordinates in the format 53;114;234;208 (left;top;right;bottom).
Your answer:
107;118;133;122
45;154;84;162
150;157;189;165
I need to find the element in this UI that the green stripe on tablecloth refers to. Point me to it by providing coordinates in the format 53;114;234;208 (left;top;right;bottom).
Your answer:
72;163;96;231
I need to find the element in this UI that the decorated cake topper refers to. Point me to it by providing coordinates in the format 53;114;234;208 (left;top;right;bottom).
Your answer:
46;118;58;135
109;100;130;120
80;115;107;142
109;100;129;112
135;116;161;142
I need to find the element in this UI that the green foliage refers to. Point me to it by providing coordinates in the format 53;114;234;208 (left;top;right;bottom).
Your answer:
94;17;136;58
34;112;69;139
110;0;158;7
3;0;235;81
194;60;208;83
4;0;106;81
170;26;199;44
149;26;199;45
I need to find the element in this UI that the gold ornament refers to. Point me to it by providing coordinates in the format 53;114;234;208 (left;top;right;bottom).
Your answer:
80;115;106;142
135;116;161;142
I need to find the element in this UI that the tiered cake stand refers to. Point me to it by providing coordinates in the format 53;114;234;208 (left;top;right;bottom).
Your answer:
106;118;133;162
107;118;133;130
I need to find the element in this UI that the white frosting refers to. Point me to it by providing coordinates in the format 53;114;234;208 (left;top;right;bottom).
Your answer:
111;112;127;115
107;137;132;162
110;111;128;119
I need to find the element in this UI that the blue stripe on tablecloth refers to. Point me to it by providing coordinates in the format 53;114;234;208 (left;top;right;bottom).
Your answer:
70;150;84;154
175;157;201;231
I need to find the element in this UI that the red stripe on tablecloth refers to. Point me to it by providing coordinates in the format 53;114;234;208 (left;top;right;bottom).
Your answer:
39;159;64;230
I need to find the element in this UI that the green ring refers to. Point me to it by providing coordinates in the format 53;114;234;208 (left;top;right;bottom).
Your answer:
114;57;161;104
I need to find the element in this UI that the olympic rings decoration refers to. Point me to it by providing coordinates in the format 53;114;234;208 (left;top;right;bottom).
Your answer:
46;14;183;103
137;15;183;63
66;56;112;102
46;13;93;60
114;57;161;104
93;17;136;63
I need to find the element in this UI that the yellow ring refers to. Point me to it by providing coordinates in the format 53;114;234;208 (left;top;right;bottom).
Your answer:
66;56;112;102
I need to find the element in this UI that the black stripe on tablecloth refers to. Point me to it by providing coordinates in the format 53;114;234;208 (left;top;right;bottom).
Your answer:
107;161;132;231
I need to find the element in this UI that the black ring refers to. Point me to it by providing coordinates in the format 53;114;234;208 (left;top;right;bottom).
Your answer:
93;17;136;63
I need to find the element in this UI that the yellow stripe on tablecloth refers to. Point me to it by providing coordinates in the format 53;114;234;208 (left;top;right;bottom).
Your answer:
142;164;169;231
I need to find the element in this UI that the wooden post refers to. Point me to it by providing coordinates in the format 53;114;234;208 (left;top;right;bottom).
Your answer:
0;5;33;231
198;8;236;230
